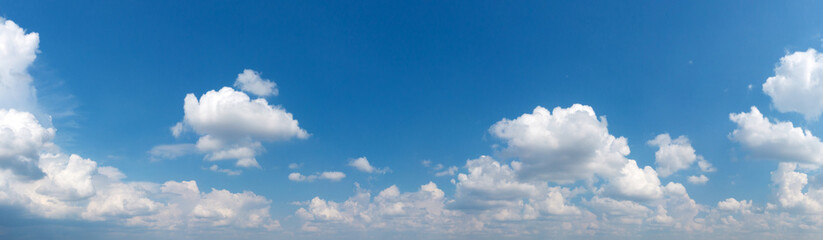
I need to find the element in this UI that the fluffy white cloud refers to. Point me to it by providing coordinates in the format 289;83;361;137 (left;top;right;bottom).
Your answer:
0;109;55;179
183;86;308;141
717;198;752;214
289;171;346;182
648;134;707;177
0;19;39;112
730;106;823;168
602;160;663;201
348;157;389;174
234;69;278;97
451;156;538;210
687;175;709;184
762;48;823;120
489;104;630;183
770;162;823;213
157;76;309;169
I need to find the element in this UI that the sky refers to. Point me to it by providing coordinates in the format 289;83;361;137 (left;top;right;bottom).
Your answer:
2;0;823;239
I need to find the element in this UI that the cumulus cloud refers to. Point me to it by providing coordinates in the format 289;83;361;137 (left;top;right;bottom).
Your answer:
717;198;752;214
762;48;823;120
234;69;278;97
602;160;663;201
0;151;280;231
489;104;630;183
687;175;709;184
348;157;389;174
289;171;346;182
0;18;39;113
0;109;55;179
155;73;309;170
770;162;823;213
648;134;708;177
730;106;823;168
450;156;538;210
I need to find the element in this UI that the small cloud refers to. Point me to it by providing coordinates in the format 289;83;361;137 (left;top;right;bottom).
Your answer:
288;163;301;169
687;175;709;184
234;69;278;97
697;157;716;172
170;122;185;138
348;157;389;174
289;171;346;182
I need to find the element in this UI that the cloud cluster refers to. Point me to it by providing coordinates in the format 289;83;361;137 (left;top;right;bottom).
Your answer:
0;20;279;233
490;105;631;184
295;182;464;233
0;109;279;231
295;105;711;236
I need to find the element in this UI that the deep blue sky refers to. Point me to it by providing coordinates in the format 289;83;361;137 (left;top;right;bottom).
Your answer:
2;1;823;238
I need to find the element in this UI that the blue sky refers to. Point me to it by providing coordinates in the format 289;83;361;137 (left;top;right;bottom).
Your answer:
2;1;823;239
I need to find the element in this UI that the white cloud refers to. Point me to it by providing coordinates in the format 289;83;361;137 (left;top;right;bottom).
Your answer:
320;171;346;181
234;69;278;97
697;157;716;173
687;175;709;184
288;163;301;169
348;157;389;174
762;48;823;120
489;104;630;183
0;106;279;231
648;134;705;177
0;19;39;113
602;160;663;201
730;106;823;168
451;156;538;210
157;78;309;169
296;182;458;232
289;171;346;182
770;162;823;213
170;122;185;138
717;198;752;214
183;87;308;141
0;109;55;179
